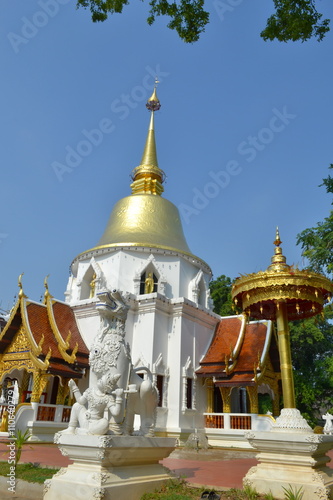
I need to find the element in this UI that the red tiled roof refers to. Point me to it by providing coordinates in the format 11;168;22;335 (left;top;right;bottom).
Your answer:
26;302;62;358
52;301;88;355
0;297;89;378
196;316;280;386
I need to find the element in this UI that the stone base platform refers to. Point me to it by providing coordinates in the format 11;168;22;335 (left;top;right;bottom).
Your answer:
43;434;176;500
243;431;333;500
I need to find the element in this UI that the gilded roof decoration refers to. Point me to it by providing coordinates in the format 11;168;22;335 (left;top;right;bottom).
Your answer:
0;280;89;379
232;228;333;321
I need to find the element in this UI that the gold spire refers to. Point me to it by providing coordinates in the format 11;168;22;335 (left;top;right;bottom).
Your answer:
74;82;212;275
130;84;166;195
267;227;289;272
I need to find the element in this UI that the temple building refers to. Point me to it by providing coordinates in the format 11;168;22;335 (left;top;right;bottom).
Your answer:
0;279;89;440
0;88;281;444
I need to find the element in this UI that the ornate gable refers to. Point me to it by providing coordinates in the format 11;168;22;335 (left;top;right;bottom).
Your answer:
0;284;89;381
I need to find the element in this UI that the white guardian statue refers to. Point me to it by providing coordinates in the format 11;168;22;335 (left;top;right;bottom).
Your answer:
61;289;158;437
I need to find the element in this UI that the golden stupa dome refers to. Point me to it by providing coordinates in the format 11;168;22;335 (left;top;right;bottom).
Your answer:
72;85;210;272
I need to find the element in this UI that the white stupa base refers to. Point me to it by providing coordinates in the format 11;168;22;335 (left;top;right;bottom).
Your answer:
43;434;176;500
244;414;333;500
272;408;312;433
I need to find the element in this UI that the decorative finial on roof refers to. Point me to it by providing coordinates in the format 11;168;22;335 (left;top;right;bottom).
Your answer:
43;275;51;303
274;227;282;247
130;81;165;196
18;273;23;288
18;273;26;299
267;227;289;272
44;275;49;291
146;79;161;112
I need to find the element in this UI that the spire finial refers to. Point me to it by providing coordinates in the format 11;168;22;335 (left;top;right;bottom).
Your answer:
146;79;161;112
274;227;282;247
130;82;165;196
267;227;289;272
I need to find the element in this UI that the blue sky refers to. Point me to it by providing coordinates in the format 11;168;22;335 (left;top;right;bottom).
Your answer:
0;0;332;309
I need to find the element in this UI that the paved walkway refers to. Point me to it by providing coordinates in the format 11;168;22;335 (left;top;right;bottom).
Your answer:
1;441;333;498
0;441;258;491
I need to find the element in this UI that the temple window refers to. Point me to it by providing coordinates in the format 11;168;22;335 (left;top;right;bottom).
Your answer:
186;378;193;409
80;267;98;300
50;376;60;405
182;357;196;411
213;385;223;413
152;354;169;408
140;271;158;294
156;375;164;407
239;388;248;413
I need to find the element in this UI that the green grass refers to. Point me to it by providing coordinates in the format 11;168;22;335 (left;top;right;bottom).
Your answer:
141;479;201;499
0;461;59;484
140;479;277;499
0;464;282;499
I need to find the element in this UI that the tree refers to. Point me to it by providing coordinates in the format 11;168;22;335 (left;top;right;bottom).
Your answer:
209;274;235;316
261;0;330;43
297;164;333;277
76;0;330;44
290;307;333;426
294;165;333;425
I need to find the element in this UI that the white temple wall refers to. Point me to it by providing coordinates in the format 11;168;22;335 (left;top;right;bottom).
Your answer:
67;246;218;436
130;296;171;370
72;303;99;350
67;248;212;305
163;312;182;429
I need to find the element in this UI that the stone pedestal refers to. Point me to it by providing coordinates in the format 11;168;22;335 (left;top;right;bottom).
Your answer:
43;434;176;500
243;430;333;500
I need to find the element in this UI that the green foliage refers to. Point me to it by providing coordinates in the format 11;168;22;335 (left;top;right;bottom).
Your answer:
242;484;259;499
147;0;209;43
76;0;330;43
261;0;330;42
290;306;333;426
297;165;333;276
142;494;192;499
282;484;304;500
141;479;196;499
140;480;271;499
209;275;235;317
76;0;209;43
258;393;273;415
294;165;333;425
14;429;31;464
263;493;275;500
226;485;260;499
